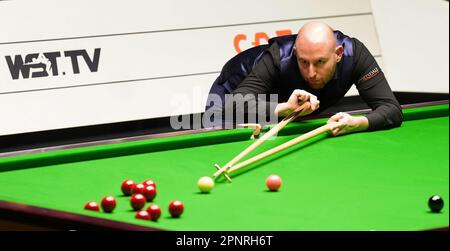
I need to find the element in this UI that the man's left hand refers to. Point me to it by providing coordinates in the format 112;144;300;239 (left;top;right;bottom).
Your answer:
327;112;369;136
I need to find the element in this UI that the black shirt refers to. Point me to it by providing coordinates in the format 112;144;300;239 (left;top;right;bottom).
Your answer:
225;38;403;131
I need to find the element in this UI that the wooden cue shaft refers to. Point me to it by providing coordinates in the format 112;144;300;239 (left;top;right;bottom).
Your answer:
213;119;287;177
213;102;311;178
227;123;333;174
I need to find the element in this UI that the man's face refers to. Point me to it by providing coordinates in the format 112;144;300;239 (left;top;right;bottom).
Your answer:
294;42;341;90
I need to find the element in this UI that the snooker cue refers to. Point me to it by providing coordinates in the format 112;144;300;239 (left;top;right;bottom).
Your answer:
213;102;311;180
226;123;334;174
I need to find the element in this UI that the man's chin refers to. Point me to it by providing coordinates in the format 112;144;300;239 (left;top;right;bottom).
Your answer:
308;82;325;89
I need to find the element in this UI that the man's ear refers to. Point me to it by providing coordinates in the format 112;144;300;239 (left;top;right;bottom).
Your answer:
335;45;344;62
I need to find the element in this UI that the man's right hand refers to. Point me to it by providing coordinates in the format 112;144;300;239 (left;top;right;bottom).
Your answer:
274;89;320;117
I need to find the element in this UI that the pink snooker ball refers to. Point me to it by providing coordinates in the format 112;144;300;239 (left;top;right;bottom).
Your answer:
266;175;282;192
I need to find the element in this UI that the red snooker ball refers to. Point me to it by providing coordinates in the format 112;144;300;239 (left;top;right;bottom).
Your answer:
146;204;161;221
143;179;157;189
101;196;117;213
135;210;151;220
142;185;157;202
121;179;135;196
130;193;147;211
169;200;184;218
266;175;282;192
84;201;100;211
132;183;145;195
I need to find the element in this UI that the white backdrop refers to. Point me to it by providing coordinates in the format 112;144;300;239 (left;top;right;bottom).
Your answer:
371;0;449;94
0;0;447;136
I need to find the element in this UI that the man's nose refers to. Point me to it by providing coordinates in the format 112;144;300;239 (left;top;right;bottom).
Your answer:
308;65;317;78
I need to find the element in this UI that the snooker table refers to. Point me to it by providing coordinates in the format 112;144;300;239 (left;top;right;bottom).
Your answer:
0;102;448;231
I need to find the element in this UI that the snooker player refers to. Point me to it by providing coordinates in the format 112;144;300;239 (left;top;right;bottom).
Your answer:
205;21;403;136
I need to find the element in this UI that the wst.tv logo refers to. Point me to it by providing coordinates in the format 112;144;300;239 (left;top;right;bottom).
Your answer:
4;48;101;80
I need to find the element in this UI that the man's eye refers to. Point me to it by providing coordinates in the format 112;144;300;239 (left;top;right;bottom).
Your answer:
317;60;325;65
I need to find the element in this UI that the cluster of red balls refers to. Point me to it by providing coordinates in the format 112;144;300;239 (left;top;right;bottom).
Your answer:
84;179;184;221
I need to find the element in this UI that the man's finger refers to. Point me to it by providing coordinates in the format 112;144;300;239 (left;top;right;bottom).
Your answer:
331;112;344;120
309;95;319;110
297;96;306;104
331;128;340;136
327;117;338;123
293;89;306;97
